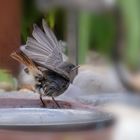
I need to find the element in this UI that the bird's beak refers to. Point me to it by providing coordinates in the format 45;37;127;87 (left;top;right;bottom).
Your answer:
71;65;80;71
70;65;80;83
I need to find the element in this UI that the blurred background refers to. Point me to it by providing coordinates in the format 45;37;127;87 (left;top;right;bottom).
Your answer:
0;0;139;93
0;1;139;139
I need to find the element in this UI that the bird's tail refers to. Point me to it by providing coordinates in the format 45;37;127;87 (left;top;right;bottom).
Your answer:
11;50;42;76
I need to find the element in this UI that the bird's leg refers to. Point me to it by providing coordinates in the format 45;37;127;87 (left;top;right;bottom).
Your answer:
39;93;46;107
52;95;61;108
36;86;46;107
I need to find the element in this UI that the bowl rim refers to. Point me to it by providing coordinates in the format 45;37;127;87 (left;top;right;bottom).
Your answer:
0;108;114;132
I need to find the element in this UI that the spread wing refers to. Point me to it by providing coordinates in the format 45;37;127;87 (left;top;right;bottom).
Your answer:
21;19;63;68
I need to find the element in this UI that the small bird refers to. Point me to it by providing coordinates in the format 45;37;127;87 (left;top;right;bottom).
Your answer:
11;19;79;107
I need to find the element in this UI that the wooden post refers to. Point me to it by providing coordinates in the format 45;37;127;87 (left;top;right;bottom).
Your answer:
0;0;21;76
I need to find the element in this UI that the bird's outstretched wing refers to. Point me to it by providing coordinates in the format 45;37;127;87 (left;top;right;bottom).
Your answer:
21;19;63;68
11;19;70;80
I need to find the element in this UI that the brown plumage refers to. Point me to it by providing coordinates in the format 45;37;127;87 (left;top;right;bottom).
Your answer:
11;50;42;77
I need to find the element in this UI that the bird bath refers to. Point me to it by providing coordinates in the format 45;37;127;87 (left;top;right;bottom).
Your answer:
0;92;114;140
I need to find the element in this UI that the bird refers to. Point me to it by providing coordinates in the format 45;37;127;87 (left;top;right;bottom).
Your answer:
11;19;79;107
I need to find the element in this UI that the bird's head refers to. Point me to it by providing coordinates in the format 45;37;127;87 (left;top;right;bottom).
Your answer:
59;62;79;82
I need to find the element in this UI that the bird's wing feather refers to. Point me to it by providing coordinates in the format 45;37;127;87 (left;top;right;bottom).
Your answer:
21;19;63;68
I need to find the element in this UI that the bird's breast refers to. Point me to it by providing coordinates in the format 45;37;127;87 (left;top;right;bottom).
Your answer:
43;72;70;96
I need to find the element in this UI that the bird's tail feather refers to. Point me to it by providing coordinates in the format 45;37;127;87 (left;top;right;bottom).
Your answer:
11;50;42;76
